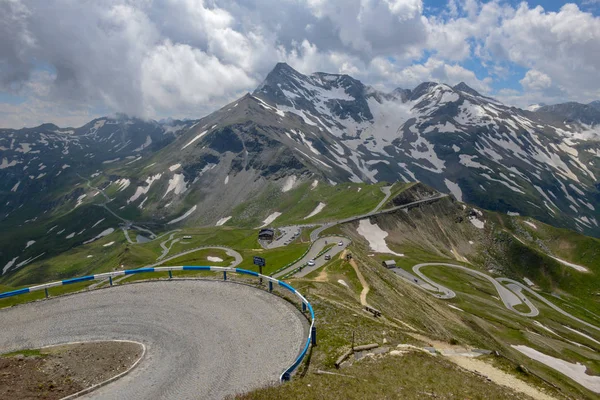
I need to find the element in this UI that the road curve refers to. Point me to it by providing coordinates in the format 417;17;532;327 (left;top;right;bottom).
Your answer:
145;246;243;268
309;194;448;242
412;263;539;317
0;281;307;400
497;278;600;333
272;236;348;279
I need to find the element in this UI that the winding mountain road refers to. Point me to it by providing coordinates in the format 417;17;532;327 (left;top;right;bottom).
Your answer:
407;263;600;332
412;263;539;317
0;281;307;400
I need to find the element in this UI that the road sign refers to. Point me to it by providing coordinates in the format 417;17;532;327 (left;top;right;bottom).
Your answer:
253;256;266;267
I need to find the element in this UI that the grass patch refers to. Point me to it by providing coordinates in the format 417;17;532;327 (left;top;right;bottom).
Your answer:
1;349;43;358
237;351;538;400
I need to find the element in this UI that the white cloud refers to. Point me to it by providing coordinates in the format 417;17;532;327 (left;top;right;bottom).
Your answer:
1;0;600;128
520;69;552;91
371;57;492;93
484;3;600;101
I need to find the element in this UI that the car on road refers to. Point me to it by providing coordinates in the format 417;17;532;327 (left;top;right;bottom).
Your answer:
324;254;331;261
338;241;343;246
307;259;315;266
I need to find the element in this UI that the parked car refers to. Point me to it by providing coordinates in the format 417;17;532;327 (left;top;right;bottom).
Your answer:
308;259;315;266
324;254;331;261
338;241;343;246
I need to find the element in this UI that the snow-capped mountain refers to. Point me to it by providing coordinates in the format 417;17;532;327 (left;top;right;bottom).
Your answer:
2;62;600;273
251;63;600;235
0;116;197;214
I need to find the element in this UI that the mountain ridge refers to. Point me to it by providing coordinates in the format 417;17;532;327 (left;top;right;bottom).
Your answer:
2;62;600;274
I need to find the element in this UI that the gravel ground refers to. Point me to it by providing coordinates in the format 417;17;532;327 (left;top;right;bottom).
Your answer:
0;281;308;400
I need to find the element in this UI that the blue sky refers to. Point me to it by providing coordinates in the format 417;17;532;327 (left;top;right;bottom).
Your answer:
1;0;599;128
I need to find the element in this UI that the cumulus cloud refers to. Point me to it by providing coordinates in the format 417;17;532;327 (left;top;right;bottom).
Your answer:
484;3;600;101
0;0;600;128
520;69;552;91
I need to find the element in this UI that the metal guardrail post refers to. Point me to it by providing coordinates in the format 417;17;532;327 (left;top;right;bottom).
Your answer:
44;288;49;299
311;326;317;346
269;281;273;292
302;302;307;312
109;276;113;286
168;270;173;279
223;271;227;281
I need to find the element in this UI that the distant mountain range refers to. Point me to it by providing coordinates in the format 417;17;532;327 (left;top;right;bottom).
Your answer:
1;62;600;272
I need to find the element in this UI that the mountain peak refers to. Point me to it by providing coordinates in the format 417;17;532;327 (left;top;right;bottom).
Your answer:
453;82;481;97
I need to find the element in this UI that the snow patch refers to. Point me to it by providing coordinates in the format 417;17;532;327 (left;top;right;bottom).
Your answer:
562;325;600;345
357;219;404;256
75;194;87;208
0;158;18;169
91;218;105;229
207;256;223;262
2;257;18;275
338;279;349;288
181;130;209;150
114;178;131;192
511;345;600;393
259;212;282;228
25;240;35;249
83;228;115;244
444;179;462;202
282;175;297;192
103;241;115;247
524;221;537;229
129;174;162;203
163;174;187;198
550;256;588;272
304;202;326;219
216;216;232;226
167;205;197;224
224;175;229;185
133;135;152;152
11;181;20;192
169;163;181;172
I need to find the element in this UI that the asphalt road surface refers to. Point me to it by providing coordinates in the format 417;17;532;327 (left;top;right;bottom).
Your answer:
0;281;308;400
411;263;539;316
293;238;349;278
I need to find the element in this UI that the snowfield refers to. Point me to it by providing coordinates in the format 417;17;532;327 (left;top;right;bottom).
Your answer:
163;174;187;198
511;345;600;393
207;256;224;262
356;219;404;256
129;174;162;203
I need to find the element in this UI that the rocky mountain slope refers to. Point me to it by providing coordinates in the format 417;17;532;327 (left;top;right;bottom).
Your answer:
2;62;600;275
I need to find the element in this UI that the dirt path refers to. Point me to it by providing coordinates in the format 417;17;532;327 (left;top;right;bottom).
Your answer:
348;256;370;307
314;268;329;282
447;356;557;400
